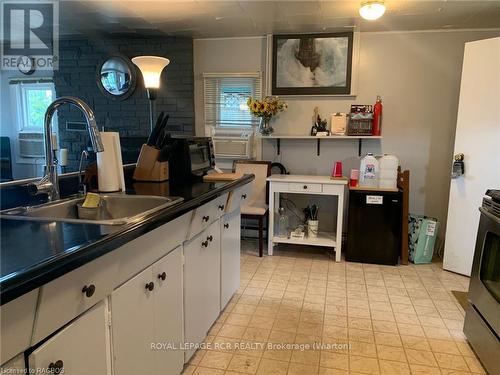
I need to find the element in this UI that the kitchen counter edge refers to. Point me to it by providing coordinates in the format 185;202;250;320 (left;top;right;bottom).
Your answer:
0;174;254;305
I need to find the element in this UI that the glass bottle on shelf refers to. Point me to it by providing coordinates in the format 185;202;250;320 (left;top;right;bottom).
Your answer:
278;207;289;238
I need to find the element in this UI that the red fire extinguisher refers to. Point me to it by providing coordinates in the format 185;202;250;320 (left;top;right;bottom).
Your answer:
372;95;382;136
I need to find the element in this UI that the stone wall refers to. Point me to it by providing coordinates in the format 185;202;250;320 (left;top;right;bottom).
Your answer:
54;35;194;170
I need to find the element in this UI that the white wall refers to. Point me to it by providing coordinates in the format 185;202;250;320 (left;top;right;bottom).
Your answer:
194;29;500;240
194;36;267;136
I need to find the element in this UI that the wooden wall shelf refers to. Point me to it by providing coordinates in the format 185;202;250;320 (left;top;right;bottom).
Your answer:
257;135;383;156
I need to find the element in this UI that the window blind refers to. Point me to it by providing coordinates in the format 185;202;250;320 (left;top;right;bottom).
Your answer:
204;72;262;128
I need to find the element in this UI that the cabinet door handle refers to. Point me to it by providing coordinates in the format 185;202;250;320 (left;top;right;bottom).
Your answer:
158;272;167;281
48;360;64;373
82;284;95;298
145;282;155;291
218;204;225;211
303;185;308;189
241;194;247;199
207;235;213;242
224;223;229;229
202;240;209;247
203;215;210;222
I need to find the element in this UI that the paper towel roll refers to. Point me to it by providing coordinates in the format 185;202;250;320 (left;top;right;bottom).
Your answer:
97;132;125;193
59;148;68;167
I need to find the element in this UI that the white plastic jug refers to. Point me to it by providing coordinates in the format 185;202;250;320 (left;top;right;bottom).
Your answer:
379;154;399;189
359;153;379;188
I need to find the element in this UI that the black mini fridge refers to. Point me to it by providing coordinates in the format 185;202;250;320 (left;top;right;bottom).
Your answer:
346;189;402;265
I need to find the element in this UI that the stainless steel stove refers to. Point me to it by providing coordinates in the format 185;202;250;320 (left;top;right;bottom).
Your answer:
464;189;500;375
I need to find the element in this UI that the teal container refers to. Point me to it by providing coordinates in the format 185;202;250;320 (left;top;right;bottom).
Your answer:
408;214;439;264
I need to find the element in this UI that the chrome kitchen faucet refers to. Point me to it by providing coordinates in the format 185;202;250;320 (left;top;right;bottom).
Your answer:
28;97;104;201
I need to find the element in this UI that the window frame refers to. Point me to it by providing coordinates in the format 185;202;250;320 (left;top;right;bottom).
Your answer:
16;82;56;133
203;72;262;131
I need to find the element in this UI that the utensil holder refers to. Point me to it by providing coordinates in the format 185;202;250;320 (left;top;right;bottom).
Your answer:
308;220;319;238
133;144;169;182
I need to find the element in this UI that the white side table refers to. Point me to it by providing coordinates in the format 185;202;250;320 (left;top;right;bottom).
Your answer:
267;175;347;262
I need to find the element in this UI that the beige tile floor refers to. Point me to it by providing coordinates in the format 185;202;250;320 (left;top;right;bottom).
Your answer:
182;241;485;375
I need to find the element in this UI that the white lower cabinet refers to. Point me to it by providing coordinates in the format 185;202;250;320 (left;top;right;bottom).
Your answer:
184;220;221;361
111;246;183;375
5;189;248;375
152;247;184;375
28;301;111;375
111;264;156;375
220;208;241;309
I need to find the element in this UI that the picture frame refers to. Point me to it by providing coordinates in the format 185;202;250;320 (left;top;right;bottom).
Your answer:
272;32;354;96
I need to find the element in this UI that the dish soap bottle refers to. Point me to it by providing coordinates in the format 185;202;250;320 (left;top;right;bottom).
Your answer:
278;207;289;238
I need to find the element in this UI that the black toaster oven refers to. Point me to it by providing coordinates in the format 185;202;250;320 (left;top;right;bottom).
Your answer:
165;136;215;182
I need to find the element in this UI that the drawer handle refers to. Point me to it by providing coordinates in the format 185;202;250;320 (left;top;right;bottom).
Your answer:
82;284;95;298
241;194;247;199
203;215;210;222
158;272;167;281
48;360;64;373
218;204;225;211
303;185;308;189
145;282;155;291
207;235;213;242
224;223;229;229
202;240;209;247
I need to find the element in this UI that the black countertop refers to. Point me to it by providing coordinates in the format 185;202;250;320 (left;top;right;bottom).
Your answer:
0;175;254;305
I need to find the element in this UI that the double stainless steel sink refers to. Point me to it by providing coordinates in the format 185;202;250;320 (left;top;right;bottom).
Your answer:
0;194;183;226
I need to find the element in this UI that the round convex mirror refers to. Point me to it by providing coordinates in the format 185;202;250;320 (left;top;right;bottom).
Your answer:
97;55;137;100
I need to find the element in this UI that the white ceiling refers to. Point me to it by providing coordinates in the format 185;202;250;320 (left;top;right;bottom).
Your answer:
60;0;500;38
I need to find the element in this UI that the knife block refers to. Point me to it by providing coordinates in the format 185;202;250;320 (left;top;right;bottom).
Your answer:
133;144;169;182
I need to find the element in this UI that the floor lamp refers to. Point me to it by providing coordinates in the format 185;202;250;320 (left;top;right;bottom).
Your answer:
132;56;170;132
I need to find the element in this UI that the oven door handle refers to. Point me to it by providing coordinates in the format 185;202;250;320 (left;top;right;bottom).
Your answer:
479;207;500;225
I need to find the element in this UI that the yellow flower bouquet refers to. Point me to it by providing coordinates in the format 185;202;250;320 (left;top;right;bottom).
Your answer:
247;96;287;135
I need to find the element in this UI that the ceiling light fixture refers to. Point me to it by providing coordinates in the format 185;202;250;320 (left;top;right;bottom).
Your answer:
359;1;386;21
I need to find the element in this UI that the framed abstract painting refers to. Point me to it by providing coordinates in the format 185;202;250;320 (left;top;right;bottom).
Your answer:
272;32;354;95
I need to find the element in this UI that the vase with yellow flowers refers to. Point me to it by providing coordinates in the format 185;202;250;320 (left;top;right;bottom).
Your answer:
247;96;287;135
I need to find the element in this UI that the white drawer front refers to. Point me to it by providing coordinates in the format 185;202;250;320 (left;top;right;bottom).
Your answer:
115;212;191;286
1;289;38;364
29;301;111;375
32;255;118;344
322;184;345;195
187;193;228;240
289;182;322;193
213;193;229;219
226;183;251;213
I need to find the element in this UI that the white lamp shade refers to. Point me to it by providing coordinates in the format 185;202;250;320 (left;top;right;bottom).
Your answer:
132;56;170;89
359;1;386;20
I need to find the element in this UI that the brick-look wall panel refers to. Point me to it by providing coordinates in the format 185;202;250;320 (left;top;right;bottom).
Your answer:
54;35;194;170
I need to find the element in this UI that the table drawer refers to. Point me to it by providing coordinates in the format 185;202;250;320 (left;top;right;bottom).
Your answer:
289;182;322;193
323;184;345;195
187;193;228;240
32;255;118;344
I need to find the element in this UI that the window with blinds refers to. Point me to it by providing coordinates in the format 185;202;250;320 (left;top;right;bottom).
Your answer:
204;72;262;129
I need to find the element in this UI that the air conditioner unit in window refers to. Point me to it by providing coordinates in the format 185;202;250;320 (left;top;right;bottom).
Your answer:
18;132;45;158
212;130;254;159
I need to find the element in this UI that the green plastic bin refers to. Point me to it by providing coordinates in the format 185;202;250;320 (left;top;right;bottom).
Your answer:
408;214;439;264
